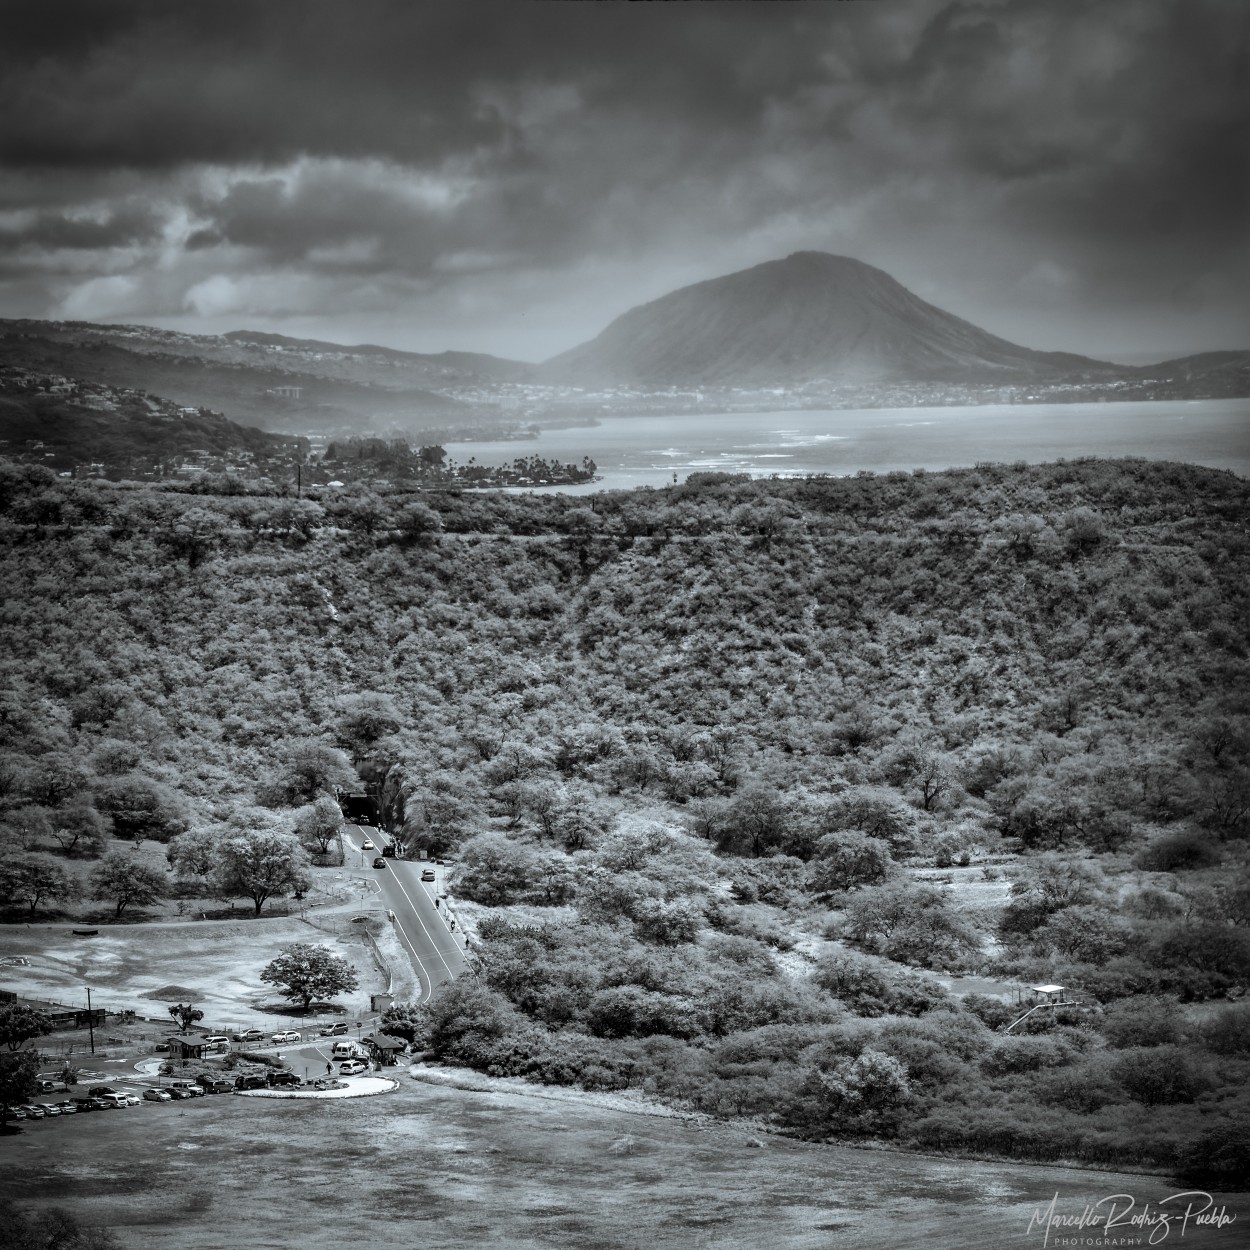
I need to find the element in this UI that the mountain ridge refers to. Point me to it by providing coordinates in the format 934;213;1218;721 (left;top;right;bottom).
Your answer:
541;251;1123;386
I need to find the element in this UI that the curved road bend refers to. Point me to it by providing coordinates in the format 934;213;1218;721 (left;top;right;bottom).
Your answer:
341;829;466;1002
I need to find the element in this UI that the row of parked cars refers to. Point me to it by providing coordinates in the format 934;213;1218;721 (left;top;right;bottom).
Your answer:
5;1069;305;1120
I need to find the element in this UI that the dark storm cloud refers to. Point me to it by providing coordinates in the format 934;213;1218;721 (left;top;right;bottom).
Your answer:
0;0;1245;356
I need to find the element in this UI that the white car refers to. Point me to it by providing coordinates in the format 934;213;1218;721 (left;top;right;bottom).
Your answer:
119;1092;142;1106
361;839;374;850
271;1030;301;1044
338;1059;369;1076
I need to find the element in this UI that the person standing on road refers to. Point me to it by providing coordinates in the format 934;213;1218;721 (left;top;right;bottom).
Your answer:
325;1062;332;1076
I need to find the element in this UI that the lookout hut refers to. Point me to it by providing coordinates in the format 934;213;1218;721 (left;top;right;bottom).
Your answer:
362;1034;408;1066
166;1036;206;1063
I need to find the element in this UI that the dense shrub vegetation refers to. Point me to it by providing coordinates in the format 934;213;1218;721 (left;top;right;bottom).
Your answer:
2;456;1249;1184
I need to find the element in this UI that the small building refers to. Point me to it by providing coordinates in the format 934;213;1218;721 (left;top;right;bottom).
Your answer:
1030;984;1068;1003
269;385;303;400
361;1033;408;1067
166;1036;206;1063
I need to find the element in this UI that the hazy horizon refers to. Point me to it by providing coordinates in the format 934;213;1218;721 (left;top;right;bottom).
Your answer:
1;2;1247;363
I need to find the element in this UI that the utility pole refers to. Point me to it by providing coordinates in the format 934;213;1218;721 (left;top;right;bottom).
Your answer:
86;986;95;1055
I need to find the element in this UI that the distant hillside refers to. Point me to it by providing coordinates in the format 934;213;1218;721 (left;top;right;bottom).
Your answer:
542;252;1123;387
0;323;470;433
221;329;533;382
0;379;293;474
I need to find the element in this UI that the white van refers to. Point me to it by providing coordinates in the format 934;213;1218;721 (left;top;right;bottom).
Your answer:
202;1035;230;1050
331;1040;364;1059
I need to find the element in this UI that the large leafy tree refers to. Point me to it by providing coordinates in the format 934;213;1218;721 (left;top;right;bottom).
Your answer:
294;796;345;857
213;820;310;916
260;943;359;1011
0;1003;53;1051
94;775;189;842
0;852;79;916
257;740;357;808
89;851;168;917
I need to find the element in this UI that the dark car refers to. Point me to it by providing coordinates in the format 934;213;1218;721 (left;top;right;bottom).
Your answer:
166;1087;196;1100
195;1077;234;1094
267;1072;301;1088
68;1099;95;1113
380;844;395;858
373;856;386;869
234;1074;268;1091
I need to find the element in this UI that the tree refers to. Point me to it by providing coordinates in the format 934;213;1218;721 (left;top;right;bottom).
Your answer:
0;852;79;916
0;1051;41;1124
814;1048;911;1119
94;775;189;842
335;693;403;760
213;823;310;916
450;833;541;906
89;851;167;917
394;500;443;541
0;1003;52;1051
260;943;359;1011
379;1002;430;1047
48;803;108;857
257;739;356;807
166;826;219;883
807;831;893;896
167;1003;204;1033
295;796;344;857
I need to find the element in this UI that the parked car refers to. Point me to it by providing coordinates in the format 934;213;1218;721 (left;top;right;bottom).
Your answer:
373;857;387;869
92;1092;129;1108
202;1035;230;1049
55;1101;80;1114
271;1030;301;1044
142;1089;172;1102
381;844;395;858
338;1059;368;1076
361;839;374;850
194;1076;234;1094
267;1072;301;1088
5;1106;28;1120
37;1079;69;1094
165;1087;195;1100
18;1105;45;1119
320;1022;349;1037
37;1103;62;1116
234;1074;268;1091
237;1028;265;1042
87;1096;115;1110
421;868;436;882
88;1085;118;1097
119;1092;142;1106
169;1081;205;1097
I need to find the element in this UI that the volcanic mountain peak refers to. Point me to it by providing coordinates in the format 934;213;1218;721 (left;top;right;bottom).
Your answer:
541;250;1113;386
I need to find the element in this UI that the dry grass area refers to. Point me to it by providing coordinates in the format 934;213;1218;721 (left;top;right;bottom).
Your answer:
0;913;386;1030
2;1072;1240;1250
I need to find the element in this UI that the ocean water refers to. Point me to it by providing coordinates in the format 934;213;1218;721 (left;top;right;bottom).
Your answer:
450;397;1250;493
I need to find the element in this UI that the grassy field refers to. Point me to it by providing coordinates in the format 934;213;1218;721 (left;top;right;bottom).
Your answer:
0;911;387;1032
2;1073;1243;1250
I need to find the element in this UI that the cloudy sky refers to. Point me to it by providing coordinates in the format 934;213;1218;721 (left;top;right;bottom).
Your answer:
1;0;1246;362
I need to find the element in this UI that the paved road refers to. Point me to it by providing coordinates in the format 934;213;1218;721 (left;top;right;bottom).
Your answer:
341;827;466;1001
